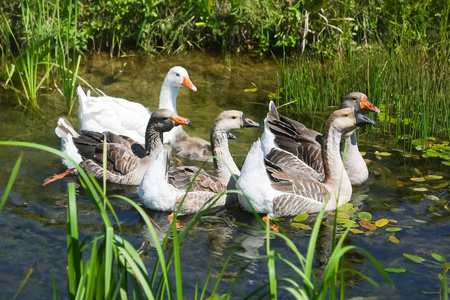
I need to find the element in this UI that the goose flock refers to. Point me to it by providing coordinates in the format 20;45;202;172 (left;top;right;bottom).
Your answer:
46;66;379;218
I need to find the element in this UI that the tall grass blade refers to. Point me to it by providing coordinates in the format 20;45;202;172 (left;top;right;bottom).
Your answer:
0;151;23;213
12;262;36;300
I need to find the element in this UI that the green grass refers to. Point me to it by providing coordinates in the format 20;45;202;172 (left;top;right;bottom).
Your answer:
275;45;450;151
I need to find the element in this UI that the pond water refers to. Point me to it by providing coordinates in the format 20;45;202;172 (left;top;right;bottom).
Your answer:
0;52;449;299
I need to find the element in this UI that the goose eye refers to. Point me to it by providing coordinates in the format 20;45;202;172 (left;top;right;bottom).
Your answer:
343;114;349;117
176;73;180;77
231;116;238;119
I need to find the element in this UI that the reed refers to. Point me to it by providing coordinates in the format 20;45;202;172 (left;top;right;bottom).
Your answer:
276;46;450;150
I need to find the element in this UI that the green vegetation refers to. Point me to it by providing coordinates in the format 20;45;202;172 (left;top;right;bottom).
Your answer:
274;46;450;153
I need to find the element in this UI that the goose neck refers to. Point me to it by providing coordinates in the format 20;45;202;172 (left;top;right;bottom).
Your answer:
321;122;347;184
211;126;240;184
145;126;164;161
159;81;180;114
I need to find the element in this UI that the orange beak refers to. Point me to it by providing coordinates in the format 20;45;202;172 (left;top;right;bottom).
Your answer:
172;113;191;125
182;76;197;91
360;95;380;113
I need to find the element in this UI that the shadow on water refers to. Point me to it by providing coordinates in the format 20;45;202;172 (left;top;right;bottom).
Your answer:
0;52;449;299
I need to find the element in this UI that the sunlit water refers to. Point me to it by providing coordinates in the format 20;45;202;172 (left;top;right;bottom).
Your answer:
0;52;449;299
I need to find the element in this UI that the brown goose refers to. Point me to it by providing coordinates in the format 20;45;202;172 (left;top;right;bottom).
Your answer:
262;92;379;185
138;110;260;215
238;106;376;217
50;109;190;185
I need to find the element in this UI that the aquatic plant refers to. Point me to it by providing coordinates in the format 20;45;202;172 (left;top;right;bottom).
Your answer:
275;46;450;153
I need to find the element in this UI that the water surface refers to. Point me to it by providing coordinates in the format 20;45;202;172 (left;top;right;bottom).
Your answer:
0;52;449;299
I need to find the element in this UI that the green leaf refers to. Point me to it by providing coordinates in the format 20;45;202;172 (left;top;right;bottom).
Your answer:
424;175;443;180
386;227;403;232
403;253;426;263
244;88;257;92
338;203;354;212
413;187;428;192
374;151;391;156
431;253;446;263
291;223;312;230
410;177;426;182
384;268;407;273
293;213;309;222
358;212;372;221
442;161;450;166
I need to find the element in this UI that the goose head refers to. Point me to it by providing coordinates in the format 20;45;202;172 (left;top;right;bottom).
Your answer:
165;66;197;91
148;108;191;133
213;110;260;133
340;92;380;113
328;106;376;137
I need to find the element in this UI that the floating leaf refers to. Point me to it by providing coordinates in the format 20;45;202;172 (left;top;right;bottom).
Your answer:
433;182;449;188
339;203;354;212
267;93;277;98
360;151;367;156
433;213;442;217
385;267;407;273
414;168;422;175
410;177;426;182
386;227;402;232
391;208;405;213
413;219;427;223
375;219;389;227
360;220;377;231
349;229;364;234
396;181;405;187
244;88;257;92
293;213;309;222
337;218;356;224
388;219;398;223
291;223;312;230
413;187;428;192
431;253;446;263
424;194;440;201
337;212;351;219
389;236;400;243
403;253;426;264
374;151;391;156
442;161;450;166
425;175;443;180
358;212;372;221
364;231;374;236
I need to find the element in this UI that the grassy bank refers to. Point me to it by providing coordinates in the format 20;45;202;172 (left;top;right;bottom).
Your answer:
275;46;450;156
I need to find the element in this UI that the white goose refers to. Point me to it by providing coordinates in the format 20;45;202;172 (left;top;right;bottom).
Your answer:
45;109;190;185
77;66;214;160
138;110;260;215
262;92;379;185
238;106;376;217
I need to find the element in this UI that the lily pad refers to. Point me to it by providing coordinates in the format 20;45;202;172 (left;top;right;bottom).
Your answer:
403;253;426;264
293;213;309;222
413;187;428;192
425;175;443;180
349;229;364;234
375;219;389;227
386;227;402;232
291;223;312;230
389;236;400;243
358;212;372;221
385;267;407;273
